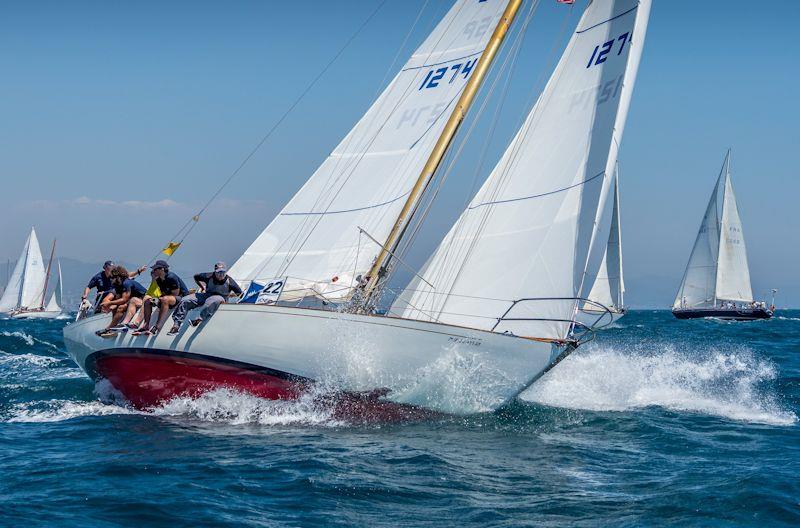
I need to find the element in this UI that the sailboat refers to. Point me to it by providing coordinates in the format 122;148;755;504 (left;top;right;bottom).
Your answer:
0;228;62;319
64;0;651;415
672;150;772;321
14;260;64;320
577;164;625;326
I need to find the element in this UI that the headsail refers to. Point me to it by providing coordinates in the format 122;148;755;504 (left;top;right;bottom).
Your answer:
0;228;47;312
45;260;63;313
673;150;753;308
393;0;651;340
586;165;624;310
229;0;514;302
715;153;753;303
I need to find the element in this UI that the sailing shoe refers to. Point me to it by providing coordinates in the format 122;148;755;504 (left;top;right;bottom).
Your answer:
190;318;203;327
109;325;128;332
166;325;180;336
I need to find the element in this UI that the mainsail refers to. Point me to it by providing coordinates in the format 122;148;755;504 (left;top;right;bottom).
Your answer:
674;150;753;308
230;0;514;301
586;165;624;311
0;227;47;312
393;0;651;340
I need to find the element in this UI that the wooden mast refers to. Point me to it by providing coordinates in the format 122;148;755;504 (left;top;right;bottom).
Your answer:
361;0;523;306
40;239;56;310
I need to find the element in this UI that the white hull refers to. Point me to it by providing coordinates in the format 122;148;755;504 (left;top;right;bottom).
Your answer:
10;310;64;320
63;304;571;415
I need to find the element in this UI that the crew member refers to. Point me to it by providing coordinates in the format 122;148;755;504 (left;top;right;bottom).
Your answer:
132;260;189;336
168;262;242;335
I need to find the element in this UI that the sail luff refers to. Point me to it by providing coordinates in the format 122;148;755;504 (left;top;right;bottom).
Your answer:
361;0;522;304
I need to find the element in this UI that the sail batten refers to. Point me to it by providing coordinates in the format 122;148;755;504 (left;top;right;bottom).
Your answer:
393;0;650;340
230;0;513;302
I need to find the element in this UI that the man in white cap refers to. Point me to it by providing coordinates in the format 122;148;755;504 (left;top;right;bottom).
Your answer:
168;261;242;335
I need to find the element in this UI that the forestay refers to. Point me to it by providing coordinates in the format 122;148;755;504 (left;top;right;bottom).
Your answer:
229;0;511;301
586;167;624;310
0;227;47;312
393;0;651;340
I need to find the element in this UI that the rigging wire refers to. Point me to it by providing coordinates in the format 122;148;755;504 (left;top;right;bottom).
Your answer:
146;0;391;266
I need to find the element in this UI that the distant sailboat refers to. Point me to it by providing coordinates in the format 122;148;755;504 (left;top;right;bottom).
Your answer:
672;150;772;320
17;260;64;320
578;164;625;326
0;228;63;320
64;0;652;414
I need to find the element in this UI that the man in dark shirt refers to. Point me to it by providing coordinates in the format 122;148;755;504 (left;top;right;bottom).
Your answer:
97;266;147;336
82;261;115;313
168;261;242;335
133;260;189;335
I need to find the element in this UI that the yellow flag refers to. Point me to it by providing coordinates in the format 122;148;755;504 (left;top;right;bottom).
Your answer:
162;242;181;256
146;280;162;298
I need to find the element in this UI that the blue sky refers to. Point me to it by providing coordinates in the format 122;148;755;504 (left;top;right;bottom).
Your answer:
1;0;798;307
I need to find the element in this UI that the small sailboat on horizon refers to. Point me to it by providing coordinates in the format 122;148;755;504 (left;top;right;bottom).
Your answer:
0;227;64;320
672;150;773;321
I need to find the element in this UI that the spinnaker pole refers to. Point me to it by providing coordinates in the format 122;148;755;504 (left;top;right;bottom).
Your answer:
360;0;523;307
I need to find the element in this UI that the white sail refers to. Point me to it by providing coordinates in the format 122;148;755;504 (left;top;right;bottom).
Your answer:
0;228;47;312
586;166;623;310
229;0;512;301
44;261;62;313
393;0;650;340
715;156;753;303
673;151;754;308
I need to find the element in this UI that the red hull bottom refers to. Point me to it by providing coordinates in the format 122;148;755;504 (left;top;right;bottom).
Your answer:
89;350;436;423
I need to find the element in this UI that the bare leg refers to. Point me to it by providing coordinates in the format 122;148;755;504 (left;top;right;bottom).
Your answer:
154;295;177;331
108;304;127;328
132;296;153;327
121;297;142;325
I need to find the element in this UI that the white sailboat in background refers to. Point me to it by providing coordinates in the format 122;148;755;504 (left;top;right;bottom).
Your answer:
17;260;64;320
577;164;625;327
0;227;63;319
64;0;651;415
672;150;772;320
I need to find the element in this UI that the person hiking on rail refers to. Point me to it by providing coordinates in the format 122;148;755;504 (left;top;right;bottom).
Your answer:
168;262;242;336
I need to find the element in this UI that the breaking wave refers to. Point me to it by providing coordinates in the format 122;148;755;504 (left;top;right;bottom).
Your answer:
522;344;796;426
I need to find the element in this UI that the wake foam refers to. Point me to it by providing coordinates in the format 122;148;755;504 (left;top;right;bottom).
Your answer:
6;400;137;423
522;345;796;426
150;388;342;426
0;330;59;350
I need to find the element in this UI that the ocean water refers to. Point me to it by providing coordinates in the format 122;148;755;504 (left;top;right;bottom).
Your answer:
1;311;798;527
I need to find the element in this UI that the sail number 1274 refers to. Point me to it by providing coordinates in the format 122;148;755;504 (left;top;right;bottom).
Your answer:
587;32;631;68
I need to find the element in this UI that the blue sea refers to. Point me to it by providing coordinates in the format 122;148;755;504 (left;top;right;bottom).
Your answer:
1;311;798;527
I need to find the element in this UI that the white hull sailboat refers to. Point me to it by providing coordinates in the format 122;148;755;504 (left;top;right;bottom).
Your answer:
64;0;651;415
1;228;63;320
672;150;772;321
576;164;626;328
13;260;64;320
